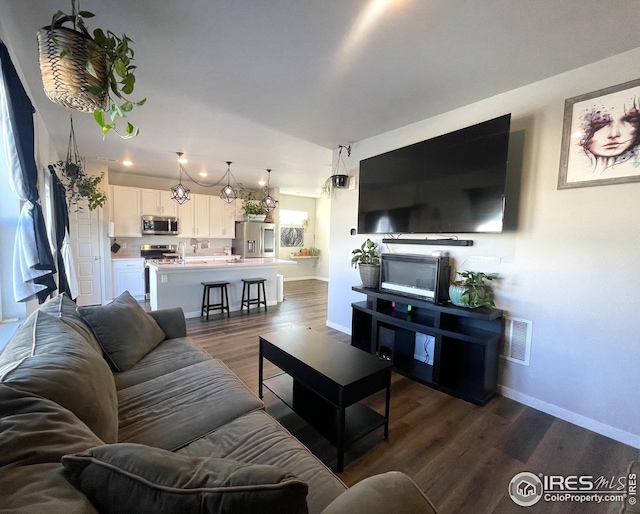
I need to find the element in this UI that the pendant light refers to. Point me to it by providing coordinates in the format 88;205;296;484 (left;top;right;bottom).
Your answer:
170;152;191;204
220;161;238;204
261;169;278;212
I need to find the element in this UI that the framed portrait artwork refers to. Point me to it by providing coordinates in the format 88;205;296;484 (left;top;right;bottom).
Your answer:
558;78;640;189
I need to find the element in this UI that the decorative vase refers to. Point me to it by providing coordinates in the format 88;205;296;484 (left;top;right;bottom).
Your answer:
358;264;380;289
448;283;468;307
246;214;267;222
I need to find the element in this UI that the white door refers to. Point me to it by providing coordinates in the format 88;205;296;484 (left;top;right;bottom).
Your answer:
69;204;103;306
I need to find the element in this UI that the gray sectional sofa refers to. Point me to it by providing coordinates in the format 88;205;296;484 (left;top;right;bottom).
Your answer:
0;292;435;513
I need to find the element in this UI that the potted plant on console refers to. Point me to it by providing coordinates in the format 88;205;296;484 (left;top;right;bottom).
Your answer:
351;239;380;289
449;270;498;309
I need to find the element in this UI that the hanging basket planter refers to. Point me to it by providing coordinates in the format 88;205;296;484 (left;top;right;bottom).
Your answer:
38;21;109;113
331;174;349;188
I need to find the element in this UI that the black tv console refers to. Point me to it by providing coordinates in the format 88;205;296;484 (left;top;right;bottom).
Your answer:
351;286;502;405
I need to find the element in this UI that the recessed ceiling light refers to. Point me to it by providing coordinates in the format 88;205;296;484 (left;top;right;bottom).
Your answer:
258;179;266;186
199;171;208;177
178;156;188;164
122;160;133;167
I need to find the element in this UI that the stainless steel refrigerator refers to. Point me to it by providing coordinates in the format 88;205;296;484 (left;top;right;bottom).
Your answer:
232;222;276;258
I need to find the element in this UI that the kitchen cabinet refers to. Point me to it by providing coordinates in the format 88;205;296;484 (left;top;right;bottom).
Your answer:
112;258;145;300
210;196;236;238
140;188;178;217
178;193;210;238
110;186;141;237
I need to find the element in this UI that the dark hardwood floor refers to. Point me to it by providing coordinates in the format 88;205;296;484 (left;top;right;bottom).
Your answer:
184;280;639;514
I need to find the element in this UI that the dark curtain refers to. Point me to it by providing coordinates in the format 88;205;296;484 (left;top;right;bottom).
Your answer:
50;169;71;297
0;41;56;303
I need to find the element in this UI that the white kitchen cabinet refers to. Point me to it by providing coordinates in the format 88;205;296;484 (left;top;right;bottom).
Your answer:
210;196;236;238
141;188;178;217
178;193;210;237
112;258;145;300
110;186;141;237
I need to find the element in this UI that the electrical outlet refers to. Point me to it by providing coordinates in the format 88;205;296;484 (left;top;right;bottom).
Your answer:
122;243;127;249
161;275;168;283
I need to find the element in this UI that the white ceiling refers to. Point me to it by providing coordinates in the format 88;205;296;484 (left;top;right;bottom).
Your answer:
1;0;640;197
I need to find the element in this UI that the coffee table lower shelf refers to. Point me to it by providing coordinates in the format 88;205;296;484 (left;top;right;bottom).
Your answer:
263;373;388;452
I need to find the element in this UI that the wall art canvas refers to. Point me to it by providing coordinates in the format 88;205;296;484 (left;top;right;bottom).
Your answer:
280;227;304;247
558;78;640;189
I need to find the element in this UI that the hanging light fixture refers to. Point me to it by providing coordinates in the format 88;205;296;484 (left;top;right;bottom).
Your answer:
261;169;278;212
219;161;238;204
170;152;191;204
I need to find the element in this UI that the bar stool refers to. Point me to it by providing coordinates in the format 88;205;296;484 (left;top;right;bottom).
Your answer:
201;281;230;320
241;278;267;313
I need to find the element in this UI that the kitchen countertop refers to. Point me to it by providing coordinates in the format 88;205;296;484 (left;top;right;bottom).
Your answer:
147;257;295;270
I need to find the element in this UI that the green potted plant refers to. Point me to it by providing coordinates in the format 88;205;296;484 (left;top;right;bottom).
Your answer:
38;0;145;138
240;190;267;221
49;159;107;211
351;239;380;288
449;270;498;309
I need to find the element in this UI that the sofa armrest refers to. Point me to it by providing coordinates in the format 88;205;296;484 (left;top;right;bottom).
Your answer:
321;471;437;514
148;308;187;340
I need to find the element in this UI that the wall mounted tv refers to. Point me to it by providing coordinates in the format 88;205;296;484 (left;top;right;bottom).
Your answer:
358;113;511;234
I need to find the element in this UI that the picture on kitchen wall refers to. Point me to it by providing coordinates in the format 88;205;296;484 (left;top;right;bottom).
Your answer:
558;78;640;189
280;227;304;247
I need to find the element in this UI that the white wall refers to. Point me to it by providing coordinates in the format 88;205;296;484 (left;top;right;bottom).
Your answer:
327;47;640;448
276;194;319;280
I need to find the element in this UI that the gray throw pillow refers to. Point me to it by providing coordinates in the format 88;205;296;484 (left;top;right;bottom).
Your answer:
62;443;309;514
78;291;166;372
0;311;118;443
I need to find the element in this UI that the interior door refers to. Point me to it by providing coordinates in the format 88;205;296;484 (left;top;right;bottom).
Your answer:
69;203;103;306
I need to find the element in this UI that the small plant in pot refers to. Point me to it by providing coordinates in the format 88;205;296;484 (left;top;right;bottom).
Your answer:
351;239;380;289
240;190;267;221
449;271;498;309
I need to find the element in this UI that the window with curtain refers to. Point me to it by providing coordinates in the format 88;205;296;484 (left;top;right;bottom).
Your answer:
0;41;56;303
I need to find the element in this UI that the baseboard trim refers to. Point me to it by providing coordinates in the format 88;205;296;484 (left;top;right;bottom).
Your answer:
497;385;640;449
283;276;327;282
326;320;351;335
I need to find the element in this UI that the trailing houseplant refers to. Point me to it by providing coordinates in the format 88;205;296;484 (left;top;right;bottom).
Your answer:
351;238;381;288
38;0;145;138
449;270;498;309
48;115;107;211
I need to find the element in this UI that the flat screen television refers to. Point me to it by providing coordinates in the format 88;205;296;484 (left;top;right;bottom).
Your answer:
358;114;511;234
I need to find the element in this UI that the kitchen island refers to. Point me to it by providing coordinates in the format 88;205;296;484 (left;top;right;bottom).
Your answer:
147;257;295;318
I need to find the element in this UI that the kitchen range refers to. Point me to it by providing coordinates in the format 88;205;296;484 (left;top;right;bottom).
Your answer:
140;244;180;298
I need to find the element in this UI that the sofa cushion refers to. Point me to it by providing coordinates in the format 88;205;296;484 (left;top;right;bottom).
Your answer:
78;290;166;372
0;383;103;513
117;358;263;451
0;311;118;443
38;293;103;355
113;336;212;390
62;443;309;514
178;410;347;514
320;471;437;514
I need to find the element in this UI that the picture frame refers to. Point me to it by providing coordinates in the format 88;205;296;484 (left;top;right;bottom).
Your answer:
558;78;640;189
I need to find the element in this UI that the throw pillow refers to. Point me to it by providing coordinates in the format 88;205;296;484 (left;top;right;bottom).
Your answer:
62;443;309;514
78;291;166;371
0;311;118;443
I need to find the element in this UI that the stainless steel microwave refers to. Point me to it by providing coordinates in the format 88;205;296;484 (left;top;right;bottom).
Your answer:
141;215;179;235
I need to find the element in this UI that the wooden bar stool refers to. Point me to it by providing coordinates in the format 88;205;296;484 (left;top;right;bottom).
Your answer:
241;278;267;313
201;281;230;320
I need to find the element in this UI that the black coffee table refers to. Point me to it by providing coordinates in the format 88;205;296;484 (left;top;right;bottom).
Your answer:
259;327;392;472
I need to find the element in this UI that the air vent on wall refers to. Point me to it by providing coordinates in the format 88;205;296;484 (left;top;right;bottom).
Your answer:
500;317;532;366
